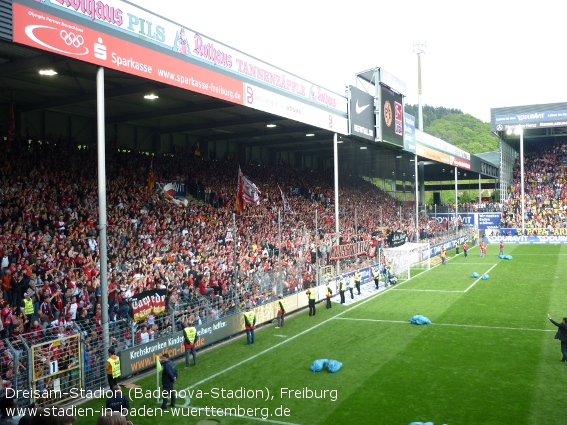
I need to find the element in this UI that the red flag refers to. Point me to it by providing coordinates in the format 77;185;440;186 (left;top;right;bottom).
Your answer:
7;96;15;145
148;170;155;193
237;167;260;208
235;169;244;213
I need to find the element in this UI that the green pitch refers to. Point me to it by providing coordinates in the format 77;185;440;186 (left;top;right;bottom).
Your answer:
76;244;567;425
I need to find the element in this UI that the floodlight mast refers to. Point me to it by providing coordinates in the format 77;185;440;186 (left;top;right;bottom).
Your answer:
413;41;426;241
506;126;525;235
413;41;426;131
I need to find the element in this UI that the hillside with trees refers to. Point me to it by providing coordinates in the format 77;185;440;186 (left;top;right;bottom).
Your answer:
404;104;498;154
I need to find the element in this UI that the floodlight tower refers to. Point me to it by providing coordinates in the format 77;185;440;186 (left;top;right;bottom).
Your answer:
507;126;525;235
413;41;426;240
413;41;426;131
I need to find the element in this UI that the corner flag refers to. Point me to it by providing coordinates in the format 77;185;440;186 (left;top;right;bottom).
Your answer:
155;355;162;402
156;355;162;372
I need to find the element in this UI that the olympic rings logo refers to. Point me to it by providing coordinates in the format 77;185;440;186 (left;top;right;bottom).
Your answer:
25;25;89;56
60;30;84;48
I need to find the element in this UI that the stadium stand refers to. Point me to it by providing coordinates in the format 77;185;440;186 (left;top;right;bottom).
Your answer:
0;136;467;402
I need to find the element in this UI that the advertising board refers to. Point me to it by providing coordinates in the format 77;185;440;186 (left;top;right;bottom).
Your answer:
348;85;375;140
380;84;403;147
14;0;348;133
492;106;567;132
403;113;416;153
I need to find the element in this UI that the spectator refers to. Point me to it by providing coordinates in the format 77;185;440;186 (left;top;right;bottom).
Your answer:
105;385;130;417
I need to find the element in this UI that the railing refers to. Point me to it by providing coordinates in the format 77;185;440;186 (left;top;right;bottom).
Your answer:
3;335;29;407
0;226;475;407
30;333;81;406
426;205;503;214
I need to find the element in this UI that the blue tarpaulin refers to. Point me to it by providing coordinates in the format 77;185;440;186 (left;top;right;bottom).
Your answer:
310;359;328;372
409;315;431;325
327;360;343;373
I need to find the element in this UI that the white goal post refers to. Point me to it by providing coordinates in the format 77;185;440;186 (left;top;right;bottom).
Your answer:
380;242;430;282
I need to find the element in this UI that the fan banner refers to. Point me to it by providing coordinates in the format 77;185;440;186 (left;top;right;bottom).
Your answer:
328;241;373;261
387;231;407;248
131;289;167;322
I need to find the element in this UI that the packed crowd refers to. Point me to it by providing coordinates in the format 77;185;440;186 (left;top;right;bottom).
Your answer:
503;140;567;230
433;201;502;213
0;137;457;394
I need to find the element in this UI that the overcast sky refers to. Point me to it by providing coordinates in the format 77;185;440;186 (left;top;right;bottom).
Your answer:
135;0;566;123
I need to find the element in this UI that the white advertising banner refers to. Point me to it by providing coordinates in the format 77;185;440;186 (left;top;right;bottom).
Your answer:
244;83;348;135
415;129;471;160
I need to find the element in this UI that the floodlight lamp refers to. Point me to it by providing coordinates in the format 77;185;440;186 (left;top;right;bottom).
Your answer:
514;127;523;135
506;128;512;135
306;133;315;137
413;40;427;55
360;147;367;150
39;69;57;76
266;124;277;128
144;94;159;100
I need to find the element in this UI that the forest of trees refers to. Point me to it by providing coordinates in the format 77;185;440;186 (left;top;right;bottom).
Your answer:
404;104;498;154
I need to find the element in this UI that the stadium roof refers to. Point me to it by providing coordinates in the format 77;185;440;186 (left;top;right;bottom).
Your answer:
475;151;500;167
0;41;493;185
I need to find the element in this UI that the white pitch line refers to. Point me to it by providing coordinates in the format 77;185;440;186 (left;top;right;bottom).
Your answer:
505;253;567;255
464;263;498;292
335;317;555;332
391;289;464;293
175;277;402;407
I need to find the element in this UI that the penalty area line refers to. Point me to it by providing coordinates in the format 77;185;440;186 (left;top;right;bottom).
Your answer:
464;263;498;292
392;289;464;293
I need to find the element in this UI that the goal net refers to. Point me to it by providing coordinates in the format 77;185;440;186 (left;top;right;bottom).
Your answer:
380;242;430;283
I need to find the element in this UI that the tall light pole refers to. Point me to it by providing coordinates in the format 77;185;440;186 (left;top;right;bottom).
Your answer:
454;166;458;240
333;133;340;274
413;41;426;131
413;41;426;239
507;126;525;235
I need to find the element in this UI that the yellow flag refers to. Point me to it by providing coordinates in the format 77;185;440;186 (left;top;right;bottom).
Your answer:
156;356;162;372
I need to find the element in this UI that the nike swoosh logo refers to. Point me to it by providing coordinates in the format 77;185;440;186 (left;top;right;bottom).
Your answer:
356;100;370;114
